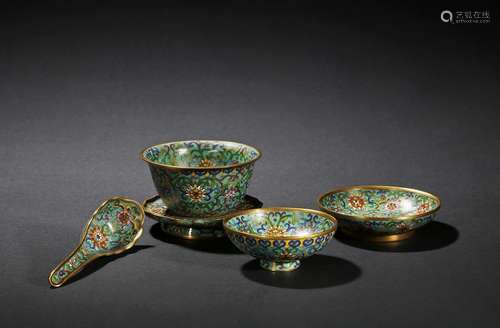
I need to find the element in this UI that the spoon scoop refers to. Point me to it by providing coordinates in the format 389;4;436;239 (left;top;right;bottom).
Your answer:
49;197;145;287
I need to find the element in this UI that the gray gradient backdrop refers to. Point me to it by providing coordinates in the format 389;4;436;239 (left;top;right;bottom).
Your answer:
1;2;499;327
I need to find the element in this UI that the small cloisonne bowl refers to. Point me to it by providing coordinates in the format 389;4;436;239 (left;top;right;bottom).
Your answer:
223;208;337;271
318;186;441;242
141;140;261;217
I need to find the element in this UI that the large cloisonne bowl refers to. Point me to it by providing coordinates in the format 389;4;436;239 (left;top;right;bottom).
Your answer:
318;186;441;242
223;208;337;271
142;140;261;217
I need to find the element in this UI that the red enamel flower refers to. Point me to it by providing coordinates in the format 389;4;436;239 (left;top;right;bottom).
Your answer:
348;196;365;209
118;209;131;225
89;226;108;249
385;201;399;211
224;187;238;200
416;203;430;214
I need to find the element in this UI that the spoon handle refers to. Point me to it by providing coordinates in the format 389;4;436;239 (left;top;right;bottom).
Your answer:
49;246;96;287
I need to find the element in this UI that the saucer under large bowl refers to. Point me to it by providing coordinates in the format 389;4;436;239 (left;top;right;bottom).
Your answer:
143;195;263;239
223;208;337;271
141;140;261;217
318;185;441;242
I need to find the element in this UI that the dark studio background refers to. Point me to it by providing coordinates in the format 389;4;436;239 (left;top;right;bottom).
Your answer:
0;1;499;327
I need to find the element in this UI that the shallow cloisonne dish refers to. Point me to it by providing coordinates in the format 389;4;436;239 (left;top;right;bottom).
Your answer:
143;195;263;239
49;197;144;287
223;208;337;271
318;185;441;242
141;140;261;218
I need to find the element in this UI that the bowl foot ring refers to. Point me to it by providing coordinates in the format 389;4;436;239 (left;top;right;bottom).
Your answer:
259;259;301;271
160;222;225;240
341;228;416;242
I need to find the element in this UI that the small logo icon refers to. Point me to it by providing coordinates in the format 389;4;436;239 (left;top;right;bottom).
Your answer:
441;10;453;23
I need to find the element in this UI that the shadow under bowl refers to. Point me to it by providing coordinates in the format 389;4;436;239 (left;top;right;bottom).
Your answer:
318;185;441;242
223;207;337;271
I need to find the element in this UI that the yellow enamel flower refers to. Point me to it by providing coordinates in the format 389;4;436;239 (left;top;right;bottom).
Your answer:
199;159;215;167
185;184;206;202
266;227;286;237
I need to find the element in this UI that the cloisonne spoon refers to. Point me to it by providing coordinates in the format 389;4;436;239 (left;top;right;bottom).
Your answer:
49;197;145;287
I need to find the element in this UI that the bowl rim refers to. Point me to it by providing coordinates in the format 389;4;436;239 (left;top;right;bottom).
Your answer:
140;140;262;170
222;207;338;240
317;185;441;222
